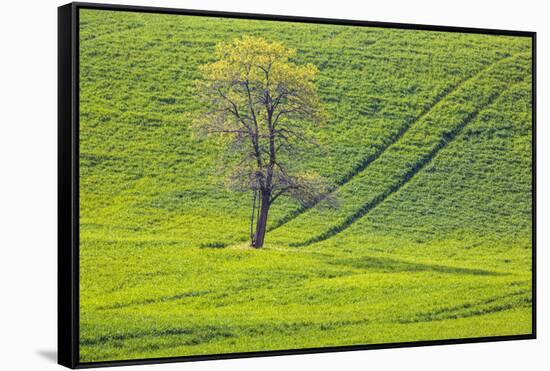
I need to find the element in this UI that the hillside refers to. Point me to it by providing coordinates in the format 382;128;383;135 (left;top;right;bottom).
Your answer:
78;9;533;363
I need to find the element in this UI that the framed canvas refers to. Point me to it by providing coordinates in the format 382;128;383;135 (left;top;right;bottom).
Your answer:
58;2;536;368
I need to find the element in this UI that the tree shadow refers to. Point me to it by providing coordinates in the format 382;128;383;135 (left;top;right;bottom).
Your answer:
332;255;506;276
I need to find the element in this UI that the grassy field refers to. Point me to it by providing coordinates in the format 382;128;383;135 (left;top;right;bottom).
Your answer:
78;9;533;363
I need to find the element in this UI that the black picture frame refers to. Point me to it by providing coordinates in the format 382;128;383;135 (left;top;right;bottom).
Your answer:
58;2;537;368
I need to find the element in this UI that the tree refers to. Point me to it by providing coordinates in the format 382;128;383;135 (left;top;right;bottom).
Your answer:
194;36;333;248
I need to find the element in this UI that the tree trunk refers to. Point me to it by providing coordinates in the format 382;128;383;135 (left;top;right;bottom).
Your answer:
252;190;270;248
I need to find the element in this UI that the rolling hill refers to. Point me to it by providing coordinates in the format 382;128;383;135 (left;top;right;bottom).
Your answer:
78;9;533;362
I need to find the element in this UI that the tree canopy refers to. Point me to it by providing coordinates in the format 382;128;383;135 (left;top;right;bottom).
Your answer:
194;36;333;247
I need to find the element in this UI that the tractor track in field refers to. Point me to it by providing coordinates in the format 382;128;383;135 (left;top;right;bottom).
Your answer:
293;65;527;247
268;55;511;232
80;23;146;43
397;289;531;324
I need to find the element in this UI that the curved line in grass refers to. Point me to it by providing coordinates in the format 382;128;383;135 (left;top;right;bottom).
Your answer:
292;58;528;247
268;55;512;232
397;289;532;324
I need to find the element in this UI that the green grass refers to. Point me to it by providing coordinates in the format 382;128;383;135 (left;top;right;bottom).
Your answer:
78;9;533;363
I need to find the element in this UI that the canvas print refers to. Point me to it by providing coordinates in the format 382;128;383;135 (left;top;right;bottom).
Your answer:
78;8;533;363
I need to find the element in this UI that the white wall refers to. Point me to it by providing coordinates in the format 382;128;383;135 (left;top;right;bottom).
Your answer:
0;0;545;369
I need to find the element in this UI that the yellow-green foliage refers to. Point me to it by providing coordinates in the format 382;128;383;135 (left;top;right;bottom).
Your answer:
79;9;533;363
192;35;327;206
202;36;318;84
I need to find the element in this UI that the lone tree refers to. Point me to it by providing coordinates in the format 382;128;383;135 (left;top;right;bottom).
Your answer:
194;36;332;248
